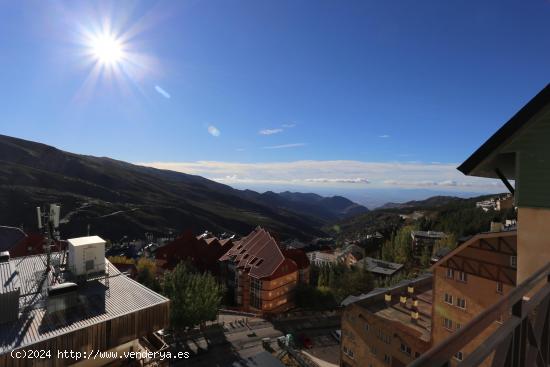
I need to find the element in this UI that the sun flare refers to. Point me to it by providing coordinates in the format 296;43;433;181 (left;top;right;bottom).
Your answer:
89;33;124;66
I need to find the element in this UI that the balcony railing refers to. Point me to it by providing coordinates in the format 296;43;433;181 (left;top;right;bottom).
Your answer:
408;262;550;367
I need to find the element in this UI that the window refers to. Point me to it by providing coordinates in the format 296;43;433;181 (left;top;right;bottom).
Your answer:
454;351;463;361
343;346;354;359
443;317;453;330
377;329;391;344
457;298;466;309
510;256;517;268
456;322;462;330
400;343;412;356
444;293;453;305
497;282;504;294
457;271;467;282
370;346;377;355
446;268;454;279
365;322;370;332
384;354;391;365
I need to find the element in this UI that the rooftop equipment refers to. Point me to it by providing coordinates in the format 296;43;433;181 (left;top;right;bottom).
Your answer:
67;236;106;277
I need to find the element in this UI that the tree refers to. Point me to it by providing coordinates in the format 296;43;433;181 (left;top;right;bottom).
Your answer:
162;262;225;330
136;258;160;292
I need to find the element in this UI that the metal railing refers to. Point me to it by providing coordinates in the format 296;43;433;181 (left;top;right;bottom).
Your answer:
408;262;550;367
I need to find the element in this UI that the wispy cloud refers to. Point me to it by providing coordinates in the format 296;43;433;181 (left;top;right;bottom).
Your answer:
259;128;284;135
207;125;221;137
263;143;306;149
379;134;390;138
137;159;507;192
154;85;171;99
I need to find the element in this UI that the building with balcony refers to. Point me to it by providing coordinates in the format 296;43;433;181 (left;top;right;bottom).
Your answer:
340;275;433;367
219;227;303;314
430;231;517;366
408;84;550;367
410;231;447;258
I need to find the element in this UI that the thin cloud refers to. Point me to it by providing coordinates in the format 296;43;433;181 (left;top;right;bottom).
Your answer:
207;125;221;137
263;143;306;149
154;85;171;99
259;128;284;135
379;134;390;138
137;159;506;192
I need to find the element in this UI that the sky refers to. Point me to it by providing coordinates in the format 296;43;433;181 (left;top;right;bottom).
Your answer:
1;1;549;206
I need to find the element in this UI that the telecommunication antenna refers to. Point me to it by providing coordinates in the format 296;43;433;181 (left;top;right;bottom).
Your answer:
36;204;64;279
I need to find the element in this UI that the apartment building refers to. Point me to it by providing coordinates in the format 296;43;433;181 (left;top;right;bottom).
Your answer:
410;231;447;258
340;275;433;367
219;227;306;314
431;231;517;366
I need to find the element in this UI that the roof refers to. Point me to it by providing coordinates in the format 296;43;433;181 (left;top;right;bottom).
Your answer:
341;274;433;342
68;235;105;247
458;83;550;178
411;230;447;239
0;226;26;252
0;253;168;355
0;261;19;294
354;257;404;276
282;248;310;269
219;227;285;279
430;230;517;271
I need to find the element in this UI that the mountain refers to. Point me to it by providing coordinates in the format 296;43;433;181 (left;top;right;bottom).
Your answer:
377;196;467;210
239;190;369;223
0;134;366;241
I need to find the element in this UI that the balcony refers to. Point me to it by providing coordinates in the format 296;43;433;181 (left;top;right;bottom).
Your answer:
408;261;550;367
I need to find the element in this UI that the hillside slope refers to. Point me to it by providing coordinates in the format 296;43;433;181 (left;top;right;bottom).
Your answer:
0;134;366;241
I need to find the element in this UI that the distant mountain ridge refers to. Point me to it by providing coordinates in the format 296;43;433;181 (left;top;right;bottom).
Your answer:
0;134;367;241
377;196;467;210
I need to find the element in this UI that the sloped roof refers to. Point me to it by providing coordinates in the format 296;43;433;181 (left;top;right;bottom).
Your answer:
458;83;550;178
219;227;285;279
0;254;168;355
282;249;310;269
0;226;26;252
430;230;517;271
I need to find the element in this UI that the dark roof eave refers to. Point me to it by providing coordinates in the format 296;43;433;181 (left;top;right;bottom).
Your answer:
458;83;550;176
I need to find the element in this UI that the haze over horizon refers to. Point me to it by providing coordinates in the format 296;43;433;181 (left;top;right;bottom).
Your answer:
1;0;547;204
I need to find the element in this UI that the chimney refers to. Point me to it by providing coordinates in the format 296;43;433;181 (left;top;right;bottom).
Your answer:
400;294;407;306
384;292;392;305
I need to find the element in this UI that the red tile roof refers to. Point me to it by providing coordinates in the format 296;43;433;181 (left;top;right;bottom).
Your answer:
282;249;310;270
220;227;285;279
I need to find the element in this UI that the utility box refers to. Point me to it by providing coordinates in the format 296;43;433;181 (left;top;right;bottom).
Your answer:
67;236;106;276
0;258;20;324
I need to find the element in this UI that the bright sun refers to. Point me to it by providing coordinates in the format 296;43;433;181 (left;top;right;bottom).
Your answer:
89;33;124;66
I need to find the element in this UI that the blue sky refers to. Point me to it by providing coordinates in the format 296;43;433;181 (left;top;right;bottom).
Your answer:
0;1;549;205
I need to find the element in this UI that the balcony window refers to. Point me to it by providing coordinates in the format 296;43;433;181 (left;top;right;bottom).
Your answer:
444;293;453;305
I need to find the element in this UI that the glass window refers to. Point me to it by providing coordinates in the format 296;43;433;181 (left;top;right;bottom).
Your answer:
454;351;463;361
446;268;454;279
497;282;504;294
444;293;453;305
457;298;466;309
458;271;467;282
510;256;517;268
400;343;411;356
443;317;453;330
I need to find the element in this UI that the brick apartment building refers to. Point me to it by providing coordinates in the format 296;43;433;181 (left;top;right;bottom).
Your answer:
339;82;550;367
340;275;433;367
219;227;309;314
431;230;517;366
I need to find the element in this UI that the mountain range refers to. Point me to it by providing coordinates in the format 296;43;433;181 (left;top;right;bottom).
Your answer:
0;134;368;241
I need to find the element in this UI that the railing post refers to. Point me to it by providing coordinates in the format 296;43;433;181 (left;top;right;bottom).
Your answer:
511;298;526;367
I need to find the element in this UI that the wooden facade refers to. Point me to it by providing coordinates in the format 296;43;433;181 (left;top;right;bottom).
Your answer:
1;299;169;367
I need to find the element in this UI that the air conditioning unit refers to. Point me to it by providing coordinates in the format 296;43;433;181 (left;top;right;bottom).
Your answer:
67;236;106;276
